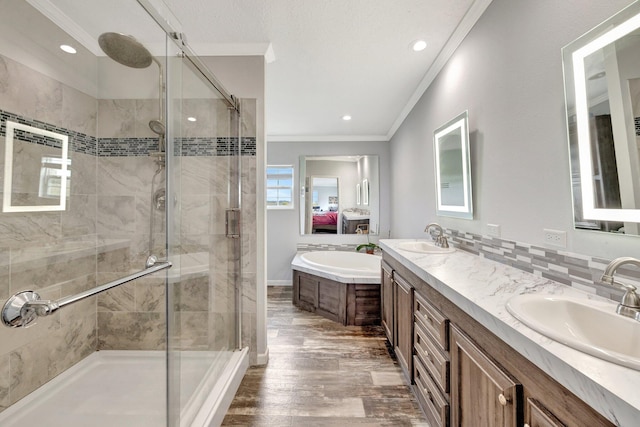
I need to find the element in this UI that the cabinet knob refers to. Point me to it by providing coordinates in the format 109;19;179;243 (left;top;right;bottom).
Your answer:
498;393;509;406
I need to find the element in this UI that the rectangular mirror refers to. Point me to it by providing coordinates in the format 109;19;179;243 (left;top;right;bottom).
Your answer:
3;121;69;212
299;155;379;235
563;2;640;236
434;111;473;219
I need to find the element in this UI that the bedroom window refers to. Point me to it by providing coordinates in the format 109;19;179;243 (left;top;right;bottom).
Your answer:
266;165;294;209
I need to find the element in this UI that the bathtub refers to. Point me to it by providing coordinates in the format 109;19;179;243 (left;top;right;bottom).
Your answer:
292;251;381;283
291;251;381;325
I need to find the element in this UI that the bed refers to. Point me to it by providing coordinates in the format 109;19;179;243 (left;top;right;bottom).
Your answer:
312;211;338;233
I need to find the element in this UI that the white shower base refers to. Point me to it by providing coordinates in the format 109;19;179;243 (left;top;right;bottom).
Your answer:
0;349;248;427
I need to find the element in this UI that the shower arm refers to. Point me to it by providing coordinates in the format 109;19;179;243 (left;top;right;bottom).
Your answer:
1;259;172;328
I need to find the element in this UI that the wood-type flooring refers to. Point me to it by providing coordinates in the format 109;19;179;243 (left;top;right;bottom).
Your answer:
221;286;428;426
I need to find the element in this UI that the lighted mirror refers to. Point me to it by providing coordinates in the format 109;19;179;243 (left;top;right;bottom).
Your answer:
3;121;69;212
299;155;379;235
434;111;472;219
563;2;640;236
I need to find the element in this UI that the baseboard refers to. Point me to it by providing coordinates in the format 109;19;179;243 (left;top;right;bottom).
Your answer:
256;346;269;365
268;280;292;286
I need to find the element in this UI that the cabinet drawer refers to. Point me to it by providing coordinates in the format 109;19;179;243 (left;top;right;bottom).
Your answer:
414;356;450;427
415;321;450;395
415;292;449;350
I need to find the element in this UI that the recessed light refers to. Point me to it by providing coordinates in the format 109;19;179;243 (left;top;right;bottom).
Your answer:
411;40;427;52
60;44;76;54
187;117;197;122
342;115;352;121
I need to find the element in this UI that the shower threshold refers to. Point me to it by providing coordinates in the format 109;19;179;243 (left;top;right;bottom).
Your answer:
0;349;248;427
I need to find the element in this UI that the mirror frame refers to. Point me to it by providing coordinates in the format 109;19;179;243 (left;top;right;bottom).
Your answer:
3;121;69;213
433;110;473;219
563;2;640;224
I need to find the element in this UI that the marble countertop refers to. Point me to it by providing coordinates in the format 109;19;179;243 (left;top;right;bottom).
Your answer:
379;239;639;427
342;211;370;220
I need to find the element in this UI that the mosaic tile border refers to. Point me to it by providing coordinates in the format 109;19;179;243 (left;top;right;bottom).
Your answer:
1;110;96;156
1;110;256;157
445;228;640;301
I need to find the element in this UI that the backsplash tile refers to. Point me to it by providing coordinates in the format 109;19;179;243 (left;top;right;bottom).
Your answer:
446;228;639;301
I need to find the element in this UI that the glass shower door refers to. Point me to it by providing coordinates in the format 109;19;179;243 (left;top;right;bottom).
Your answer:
166;41;241;426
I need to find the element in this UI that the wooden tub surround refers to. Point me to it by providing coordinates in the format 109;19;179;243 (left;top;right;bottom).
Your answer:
292;270;380;326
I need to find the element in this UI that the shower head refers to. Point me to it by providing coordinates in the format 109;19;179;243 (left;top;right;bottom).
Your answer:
149;119;165;136
98;32;153;69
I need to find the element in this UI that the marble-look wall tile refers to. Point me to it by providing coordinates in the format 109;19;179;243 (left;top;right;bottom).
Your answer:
0;354;9;412
174;275;210;312
181;99;217;139
240;99;257;138
97;277;136;312
61;84;97;137
97;245;131;274
135;99;160;139
97;195;136;234
181;195;210;235
97;312;166;350
10;252;94;292
181;157;211;195
0;249;9;301
177;311;209;349
70;152;97;196
135;277;166;312
97;99;136;139
61;194;97;236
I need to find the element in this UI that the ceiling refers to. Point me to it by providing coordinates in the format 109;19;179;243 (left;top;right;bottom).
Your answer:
162;0;493;141
23;0;493;142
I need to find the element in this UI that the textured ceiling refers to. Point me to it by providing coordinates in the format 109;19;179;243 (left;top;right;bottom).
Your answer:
162;0;490;141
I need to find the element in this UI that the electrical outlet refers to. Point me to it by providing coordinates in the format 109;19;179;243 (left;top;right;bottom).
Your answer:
487;224;501;237
544;229;567;248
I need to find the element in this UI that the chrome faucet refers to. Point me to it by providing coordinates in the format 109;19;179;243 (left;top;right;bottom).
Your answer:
600;257;640;319
424;223;449;248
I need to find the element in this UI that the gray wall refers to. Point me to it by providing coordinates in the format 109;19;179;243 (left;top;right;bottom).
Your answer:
390;0;640;260
267;141;390;283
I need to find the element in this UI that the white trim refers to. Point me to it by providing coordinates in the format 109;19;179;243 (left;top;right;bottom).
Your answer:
191;348;249;427
386;0;494;140
267;280;292;286
268;134;389;142
256;346;270;366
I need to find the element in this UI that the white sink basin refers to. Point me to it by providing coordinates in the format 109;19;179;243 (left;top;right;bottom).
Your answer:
397;241;455;254
507;294;640;370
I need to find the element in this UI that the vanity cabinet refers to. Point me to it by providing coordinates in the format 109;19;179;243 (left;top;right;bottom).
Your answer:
381;252;614;427
342;216;369;234
525;398;565;427
381;261;394;345
450;325;521;427
394;273;414;383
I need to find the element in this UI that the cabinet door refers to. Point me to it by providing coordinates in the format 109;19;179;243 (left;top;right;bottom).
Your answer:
450;325;522;427
525;398;565;427
381;262;394;345
394;274;414;383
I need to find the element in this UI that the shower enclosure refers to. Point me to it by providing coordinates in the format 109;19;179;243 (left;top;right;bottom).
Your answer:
0;0;250;425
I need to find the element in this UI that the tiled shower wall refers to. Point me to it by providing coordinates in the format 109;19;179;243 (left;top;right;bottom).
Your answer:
0;54;99;410
0;52;260;409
